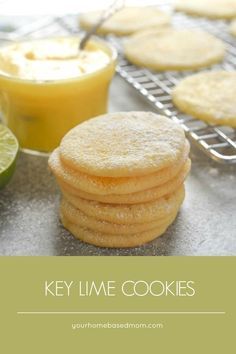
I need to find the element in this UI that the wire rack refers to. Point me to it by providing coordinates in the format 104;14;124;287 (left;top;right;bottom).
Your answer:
110;13;236;165
1;10;236;164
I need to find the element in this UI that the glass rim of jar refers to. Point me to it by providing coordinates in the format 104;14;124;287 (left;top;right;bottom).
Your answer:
0;36;118;84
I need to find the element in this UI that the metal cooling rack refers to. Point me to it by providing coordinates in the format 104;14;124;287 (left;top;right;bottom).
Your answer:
1;10;236;163
58;13;236;164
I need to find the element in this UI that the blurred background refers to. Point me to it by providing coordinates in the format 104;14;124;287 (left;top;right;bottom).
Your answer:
0;0;167;15
0;0;169;40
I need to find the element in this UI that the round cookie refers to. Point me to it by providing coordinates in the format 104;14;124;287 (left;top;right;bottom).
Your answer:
79;6;171;36
60;198;178;235
175;0;236;19
49;141;189;195
172;71;236;128
63;185;185;225
59;112;186;177
230;20;236;36
60;213;176;248
124;29;225;71
60;159;191;204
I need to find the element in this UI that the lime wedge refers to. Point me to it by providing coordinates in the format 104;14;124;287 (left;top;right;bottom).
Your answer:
0;124;19;189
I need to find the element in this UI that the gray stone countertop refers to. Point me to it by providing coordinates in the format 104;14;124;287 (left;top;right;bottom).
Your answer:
0;76;236;256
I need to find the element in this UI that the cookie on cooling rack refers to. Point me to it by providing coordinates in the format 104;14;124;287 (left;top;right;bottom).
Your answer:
172;71;236;128
79;6;171;36
175;0;236;19
124;29;225;71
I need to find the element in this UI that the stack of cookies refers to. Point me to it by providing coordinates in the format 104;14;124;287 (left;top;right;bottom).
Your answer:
49;112;191;248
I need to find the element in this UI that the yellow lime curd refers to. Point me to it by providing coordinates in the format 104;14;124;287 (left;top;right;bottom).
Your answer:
0;37;117;153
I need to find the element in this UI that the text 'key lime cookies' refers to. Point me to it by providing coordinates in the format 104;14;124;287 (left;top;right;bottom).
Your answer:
124;29;225;71
79;6;171;36
49;112;191;248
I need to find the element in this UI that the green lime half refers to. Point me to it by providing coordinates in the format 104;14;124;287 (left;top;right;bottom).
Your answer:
0;124;19;189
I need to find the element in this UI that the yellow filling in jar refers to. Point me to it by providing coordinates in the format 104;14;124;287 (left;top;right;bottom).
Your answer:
0;37;116;153
0;37;110;81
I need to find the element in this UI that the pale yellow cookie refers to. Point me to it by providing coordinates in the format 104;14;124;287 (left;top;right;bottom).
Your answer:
175;0;236;19
230;19;236;36
62;185;185;225
60;198;178;235
79;6;171;36
49;141;189;196
60;159;191;204
60;212;177;248
172;71;236;128
124;29;225;71
59;112;186;177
